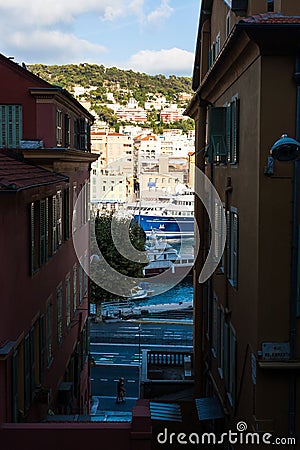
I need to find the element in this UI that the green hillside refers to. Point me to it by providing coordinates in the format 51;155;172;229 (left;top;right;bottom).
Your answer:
28;63;192;107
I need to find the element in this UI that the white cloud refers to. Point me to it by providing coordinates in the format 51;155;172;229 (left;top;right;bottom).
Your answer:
127;48;194;76
0;0;147;26
6;30;106;64
147;0;173;24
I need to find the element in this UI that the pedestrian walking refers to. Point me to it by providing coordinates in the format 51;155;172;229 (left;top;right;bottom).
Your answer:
116;377;126;404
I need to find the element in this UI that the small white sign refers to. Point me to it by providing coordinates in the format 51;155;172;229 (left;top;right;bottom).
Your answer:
262;342;290;361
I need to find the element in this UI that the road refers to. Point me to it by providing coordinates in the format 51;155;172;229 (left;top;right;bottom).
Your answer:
91;365;139;413
89;320;193;413
90;321;193;346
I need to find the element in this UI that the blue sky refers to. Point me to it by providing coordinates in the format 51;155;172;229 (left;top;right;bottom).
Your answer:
0;0;200;76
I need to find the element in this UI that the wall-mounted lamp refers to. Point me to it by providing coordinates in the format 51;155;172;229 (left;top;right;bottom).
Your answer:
270;134;300;162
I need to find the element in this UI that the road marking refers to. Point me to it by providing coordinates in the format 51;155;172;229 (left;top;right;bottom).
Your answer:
90;343;192;349
100;378;108;382
93;395;138;400
127;380;136;383
90;378;94;381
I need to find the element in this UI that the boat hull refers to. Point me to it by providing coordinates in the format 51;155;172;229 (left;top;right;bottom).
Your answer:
134;214;194;238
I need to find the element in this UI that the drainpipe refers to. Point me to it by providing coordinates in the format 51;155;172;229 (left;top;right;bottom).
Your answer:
193;103;207;397
289;47;300;439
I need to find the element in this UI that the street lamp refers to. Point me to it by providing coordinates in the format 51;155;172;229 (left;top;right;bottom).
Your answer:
270;133;300;439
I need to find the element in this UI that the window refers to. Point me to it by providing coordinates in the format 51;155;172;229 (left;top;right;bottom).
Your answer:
208;107;227;163
208;97;239;164
46;299;53;364
66;275;71;327
57;286;63;345
0;104;22;148
56;110;62;146
268;0;274;12
224;323;237;405
226;209;239;288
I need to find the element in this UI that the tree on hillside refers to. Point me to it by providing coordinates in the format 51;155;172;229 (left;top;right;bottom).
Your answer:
90;213;147;319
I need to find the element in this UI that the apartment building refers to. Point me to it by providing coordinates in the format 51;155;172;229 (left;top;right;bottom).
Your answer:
0;53;97;424
186;0;300;443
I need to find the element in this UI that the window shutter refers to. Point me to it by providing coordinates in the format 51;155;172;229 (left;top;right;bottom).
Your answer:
39;315;45;381
224;322;230;390
0;105;22;148
208;107;227;163
12;350;19;422
56;191;62;246
73;265;77;313
57;287;63;345
29;327;35;400
297;226;300;317
66;276;71;327
46;301;53;363
30;202;35;274
226;210;231;279
230;331;237;404
64;188;70;240
232;212;239;288
64;114;70;148
52;195;57;251
39;200;46;266
226;104;232;162
24;334;30;410
231;98;239;163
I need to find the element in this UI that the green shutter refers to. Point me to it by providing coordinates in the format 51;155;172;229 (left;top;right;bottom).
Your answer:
208;107;227;163
226;104;232;162
0;105;22;148
231;98;239;164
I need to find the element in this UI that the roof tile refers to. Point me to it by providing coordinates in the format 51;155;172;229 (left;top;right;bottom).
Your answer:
241;13;300;24
0;150;68;191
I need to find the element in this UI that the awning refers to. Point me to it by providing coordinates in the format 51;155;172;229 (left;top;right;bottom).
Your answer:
195;397;224;421
150;402;182;422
